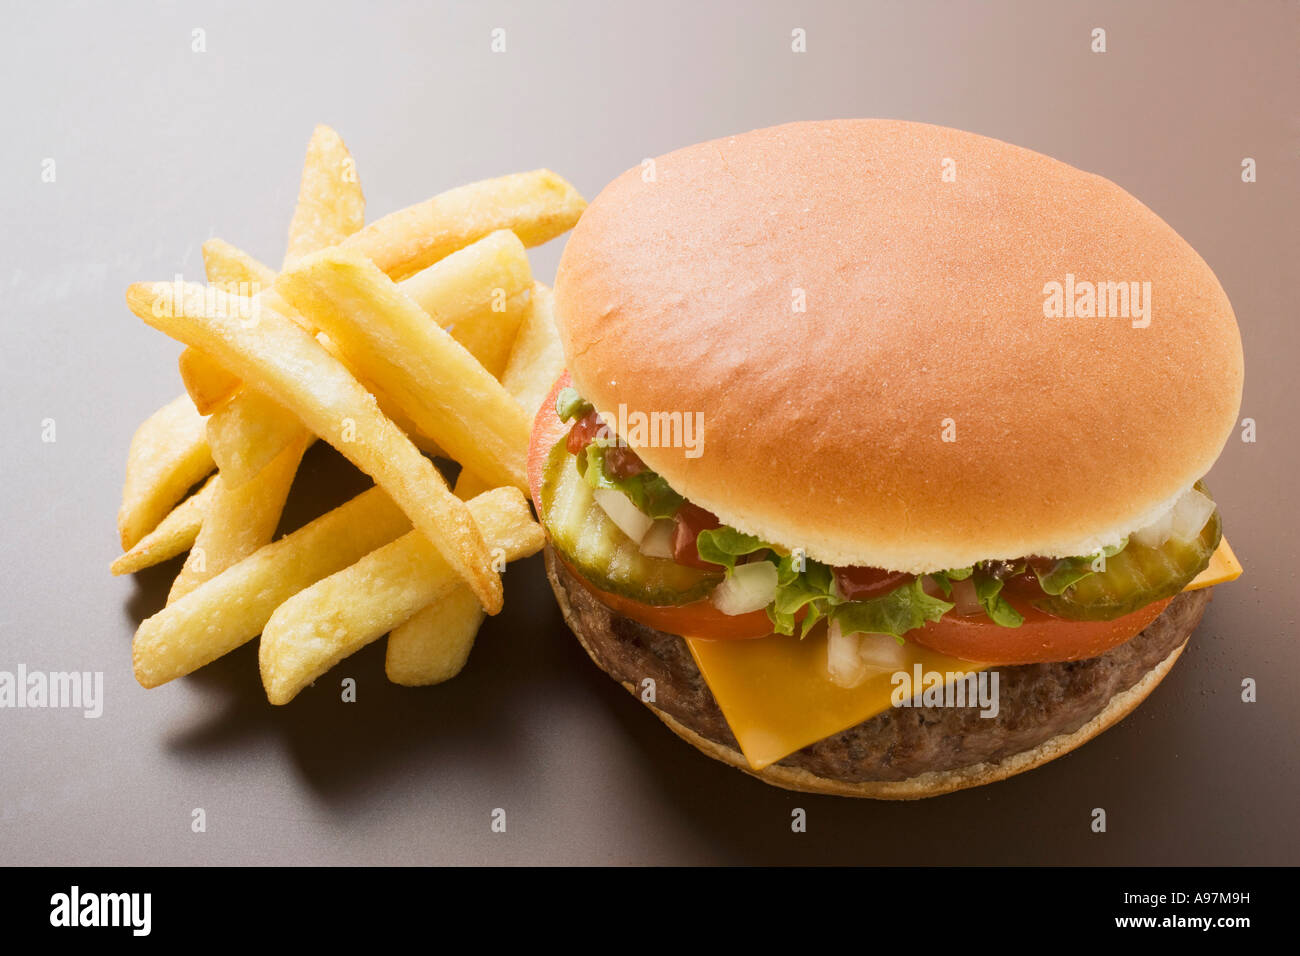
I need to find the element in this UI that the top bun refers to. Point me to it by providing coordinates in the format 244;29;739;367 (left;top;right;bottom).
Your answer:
553;120;1243;573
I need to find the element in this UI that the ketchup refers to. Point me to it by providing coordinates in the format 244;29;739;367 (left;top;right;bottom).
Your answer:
603;445;646;478
672;503;722;569
565;412;649;478
833;566;915;601
565;410;607;455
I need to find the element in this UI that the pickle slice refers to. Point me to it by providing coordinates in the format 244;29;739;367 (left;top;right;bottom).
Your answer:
1035;485;1222;621
539;439;721;605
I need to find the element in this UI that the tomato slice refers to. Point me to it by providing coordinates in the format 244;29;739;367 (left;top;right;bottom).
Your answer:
529;371;573;515
908;591;1172;665
558;553;775;639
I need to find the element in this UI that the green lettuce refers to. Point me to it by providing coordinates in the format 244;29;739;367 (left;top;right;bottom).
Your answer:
971;567;1024;627
693;526;768;569
927;566;972;597
770;556;836;637
827;578;954;641
580;441;683;519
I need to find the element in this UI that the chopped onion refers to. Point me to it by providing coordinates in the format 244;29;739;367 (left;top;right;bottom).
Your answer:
858;632;907;670
639;519;675;558
1132;509;1175;548
1169;487;1215;542
826;620;868;688
593;488;652;544
710;560;778;616
1132;487;1215;548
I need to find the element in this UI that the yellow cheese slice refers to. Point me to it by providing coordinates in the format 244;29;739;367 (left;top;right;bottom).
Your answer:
1185;536;1242;590
685;536;1240;771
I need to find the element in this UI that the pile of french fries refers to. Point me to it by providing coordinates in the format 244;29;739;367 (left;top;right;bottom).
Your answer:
112;125;584;704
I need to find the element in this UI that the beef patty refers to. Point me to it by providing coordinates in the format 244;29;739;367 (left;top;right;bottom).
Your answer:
546;544;1210;782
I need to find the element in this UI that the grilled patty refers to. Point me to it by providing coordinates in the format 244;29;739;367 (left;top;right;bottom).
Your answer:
546;544;1210;782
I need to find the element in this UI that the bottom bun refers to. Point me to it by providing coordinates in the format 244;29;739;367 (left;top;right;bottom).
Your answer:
545;544;1212;799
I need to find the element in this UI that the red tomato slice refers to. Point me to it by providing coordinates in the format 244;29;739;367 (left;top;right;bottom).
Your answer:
908;592;1172;665
528;371;573;516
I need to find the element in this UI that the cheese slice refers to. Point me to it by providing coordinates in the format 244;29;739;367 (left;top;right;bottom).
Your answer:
686;536;1240;771
1185;536;1242;590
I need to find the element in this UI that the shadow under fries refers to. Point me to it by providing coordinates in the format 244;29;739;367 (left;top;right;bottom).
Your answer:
122;441;570;808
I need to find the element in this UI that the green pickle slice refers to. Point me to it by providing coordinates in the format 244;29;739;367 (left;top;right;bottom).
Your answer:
540;438;721;605
1034;483;1222;622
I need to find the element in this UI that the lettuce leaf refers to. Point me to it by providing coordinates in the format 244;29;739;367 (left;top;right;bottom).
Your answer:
927;566;972;597
769;556;836;637
828;578;954;641
971;568;1024;627
694;526;768;570
581;441;683;519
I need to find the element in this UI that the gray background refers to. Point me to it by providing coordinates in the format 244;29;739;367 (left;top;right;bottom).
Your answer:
1;0;1296;865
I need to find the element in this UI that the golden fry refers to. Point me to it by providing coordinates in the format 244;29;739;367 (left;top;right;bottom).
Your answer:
124;281;503;611
276;249;531;491
283;124;366;268
167;433;310;600
340;169;585;281
385;589;486;687
117;393;214;550
501;282;565;420
260;488;542;704
132;487;410;688
110;475;216;575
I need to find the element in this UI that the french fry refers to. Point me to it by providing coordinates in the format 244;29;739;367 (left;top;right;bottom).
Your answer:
178;240;278;413
204;388;309;488
199;230;531;470
399;229;532;377
385;588;486;687
340;169;585;281
124;281;503;612
501;283;566;420
275;249;531;492
110;475;216;575
384;291;564;683
384;468;491;685
283;124;366;268
450;469;497;501
183;228;532;458
173;129;366;599
178;347;241;415
167;433;310;600
260;487;543;704
132;487;409;688
117;394;214;550
202;238;277;294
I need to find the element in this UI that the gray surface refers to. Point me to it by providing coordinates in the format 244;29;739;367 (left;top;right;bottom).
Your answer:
1;0;1297;865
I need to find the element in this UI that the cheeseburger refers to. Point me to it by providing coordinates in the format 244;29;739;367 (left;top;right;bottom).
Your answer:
526;119;1244;798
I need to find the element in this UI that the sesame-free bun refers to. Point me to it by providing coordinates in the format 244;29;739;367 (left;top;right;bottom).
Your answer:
554;120;1243;573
